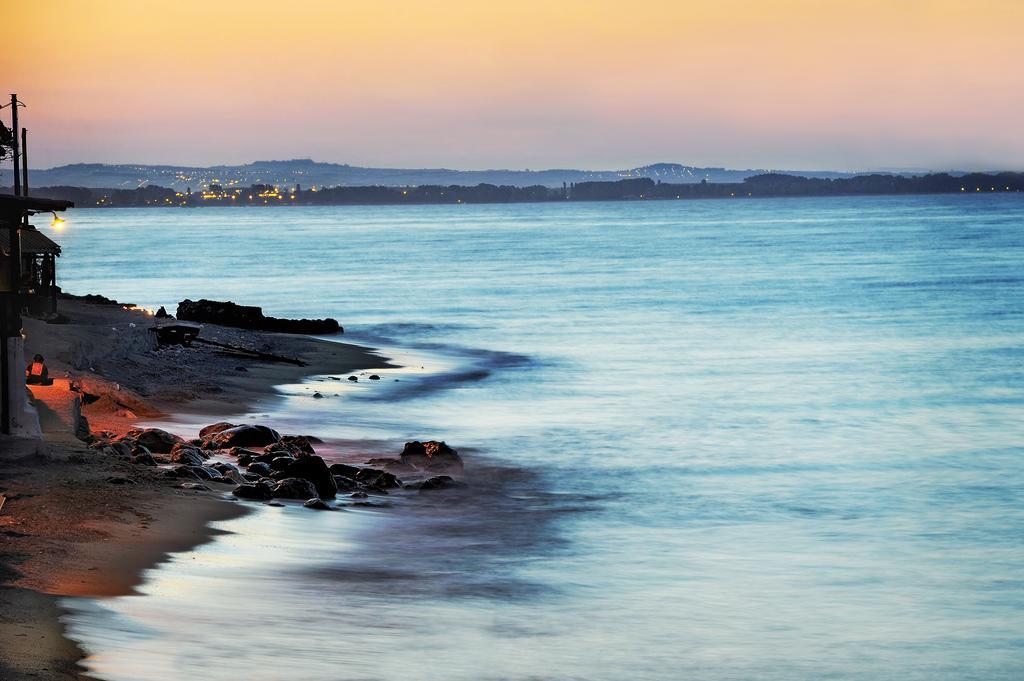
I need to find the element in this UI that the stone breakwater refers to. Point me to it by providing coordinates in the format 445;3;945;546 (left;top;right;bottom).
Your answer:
88;424;466;509
176;299;342;335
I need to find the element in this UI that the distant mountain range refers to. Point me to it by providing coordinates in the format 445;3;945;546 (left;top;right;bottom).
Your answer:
16;159;869;190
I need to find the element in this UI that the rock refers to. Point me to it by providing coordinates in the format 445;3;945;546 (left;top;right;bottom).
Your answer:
103;441;133;459
348;376;358;382
417;475;467;492
132;453;158;466
172;465;220;480
269;456;296;472
365;457;416;474
133;428;184;454
235;366;248;372
229;446;262;459
209;425;281;448
176;482;211;491
368;375;380;380
199;422;237;438
106;476;135;485
271;478;318;500
313;392;324;399
329;463;363;477
131;444;152;457
332;475;360;492
303;498;333;510
210;462;244;483
281;456;337;499
177;298;342;335
233;483;273;501
170;444;207;467
350;491;368;499
353;468;402;491
281;436;316;455
247;461;272;477
400;441;463;472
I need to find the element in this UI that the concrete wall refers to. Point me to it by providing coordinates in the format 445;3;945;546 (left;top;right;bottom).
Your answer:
5;336;42;439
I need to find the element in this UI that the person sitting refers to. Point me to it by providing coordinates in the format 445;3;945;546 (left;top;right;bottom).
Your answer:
26;354;52;385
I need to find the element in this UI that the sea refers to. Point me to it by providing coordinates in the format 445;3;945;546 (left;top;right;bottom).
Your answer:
49;195;1024;680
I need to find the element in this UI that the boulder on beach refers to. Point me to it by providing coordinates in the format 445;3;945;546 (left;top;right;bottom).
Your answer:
132;453;158;466
132;428;184;454
176;298;342;335
169;444;207;467
280;435;316;455
247;461;272;477
400;441;463;472
208;424;281;448
281;455;337;499
233;483;273;501
328;463;363;478
303;498;333;510
417;475;468;492
332;475;360;492
269;456;295;472
272;478;319;500
353;468;402;491
200;422;238;438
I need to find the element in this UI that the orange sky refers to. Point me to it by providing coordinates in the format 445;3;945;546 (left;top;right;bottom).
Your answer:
5;0;1024;170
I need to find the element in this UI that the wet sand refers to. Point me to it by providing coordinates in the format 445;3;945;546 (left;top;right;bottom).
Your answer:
0;296;392;679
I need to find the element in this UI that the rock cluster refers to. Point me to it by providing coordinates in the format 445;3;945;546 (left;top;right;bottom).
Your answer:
86;424;468;512
177;299;342;335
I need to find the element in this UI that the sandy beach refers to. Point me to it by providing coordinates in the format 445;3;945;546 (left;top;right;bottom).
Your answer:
0;296;392;679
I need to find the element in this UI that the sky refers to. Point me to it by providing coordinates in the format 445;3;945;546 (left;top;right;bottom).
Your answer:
5;0;1024;171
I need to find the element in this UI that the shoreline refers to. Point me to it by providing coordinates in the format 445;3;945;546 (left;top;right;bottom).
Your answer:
1;297;393;680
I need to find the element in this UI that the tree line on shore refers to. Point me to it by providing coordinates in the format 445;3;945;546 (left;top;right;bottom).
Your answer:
9;171;1024;208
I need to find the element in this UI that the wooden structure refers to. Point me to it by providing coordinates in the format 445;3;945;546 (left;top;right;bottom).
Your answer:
0;224;61;315
0;195;73;436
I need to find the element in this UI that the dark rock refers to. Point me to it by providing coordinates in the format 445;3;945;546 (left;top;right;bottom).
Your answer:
270;456;296;472
347;376;358;382
400;441;463;472
209;425;281;448
332;475;360;492
235;366;248;372
281;435;316;455
170;444;207;467
176;298;342;335
418;475;467;492
329;463;363;478
271;478;318;500
368;374;380;380
282;456;337;499
176;482;211;491
313;392;324;399
233;484;273;501
103;441;133;459
172;465;220;481
200;422;237;439
229;446;261;459
133;428;184;454
303;498;333;510
188;438;204;447
247;461;272;477
353;468;402;491
131;444;152;457
106;476;135;485
132;453;158;466
350;491;368;499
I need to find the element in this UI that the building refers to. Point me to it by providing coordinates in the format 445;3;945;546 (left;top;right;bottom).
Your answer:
0;195;73;436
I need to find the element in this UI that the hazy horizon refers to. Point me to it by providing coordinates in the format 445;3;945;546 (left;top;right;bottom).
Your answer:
7;1;1024;171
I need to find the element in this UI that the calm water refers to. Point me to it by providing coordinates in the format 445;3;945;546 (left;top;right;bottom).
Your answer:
53;197;1024;680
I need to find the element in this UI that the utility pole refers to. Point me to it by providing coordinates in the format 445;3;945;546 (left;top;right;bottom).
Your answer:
10;94;21;196
21;128;28;196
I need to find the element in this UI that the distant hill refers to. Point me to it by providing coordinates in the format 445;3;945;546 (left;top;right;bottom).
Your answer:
17;159;866;190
